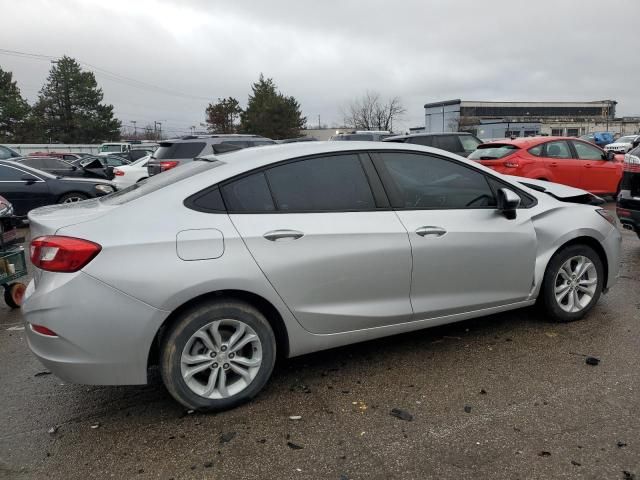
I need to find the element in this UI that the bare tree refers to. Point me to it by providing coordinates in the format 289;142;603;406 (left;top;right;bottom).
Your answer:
343;91;406;132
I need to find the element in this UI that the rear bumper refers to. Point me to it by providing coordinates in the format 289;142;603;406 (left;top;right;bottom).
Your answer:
22;271;169;385
616;200;640;238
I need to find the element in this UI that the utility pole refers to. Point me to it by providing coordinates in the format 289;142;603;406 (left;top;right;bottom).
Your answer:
131;120;137;137
318;114;321;130
154;121;162;140
190;125;195;135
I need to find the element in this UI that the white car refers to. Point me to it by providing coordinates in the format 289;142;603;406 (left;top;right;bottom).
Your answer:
113;155;150;189
604;135;640;154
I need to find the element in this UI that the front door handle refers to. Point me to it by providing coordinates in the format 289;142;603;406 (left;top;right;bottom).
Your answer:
550;162;558;167
415;226;447;237
584;163;592;168
263;229;304;241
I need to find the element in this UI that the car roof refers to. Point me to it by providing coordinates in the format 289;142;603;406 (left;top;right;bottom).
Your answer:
163;134;270;144
478;136;595;148
384;132;476;141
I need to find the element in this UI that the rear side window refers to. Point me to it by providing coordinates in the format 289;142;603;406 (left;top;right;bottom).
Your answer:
432;135;462;152
528;145;543;156
407;136;433;146
266;154;375;211
0;164;36;180
468;144;519;160
20;158;46;169
153;142;206;160
221;172;275;212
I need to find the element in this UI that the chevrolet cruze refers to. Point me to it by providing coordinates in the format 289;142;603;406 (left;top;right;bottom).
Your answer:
22;142;621;410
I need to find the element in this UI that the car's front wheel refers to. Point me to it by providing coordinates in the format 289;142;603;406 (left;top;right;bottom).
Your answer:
160;299;276;411
58;192;89;203
540;244;604;322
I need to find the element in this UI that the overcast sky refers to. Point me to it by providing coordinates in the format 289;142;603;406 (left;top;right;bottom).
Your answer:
1;0;638;136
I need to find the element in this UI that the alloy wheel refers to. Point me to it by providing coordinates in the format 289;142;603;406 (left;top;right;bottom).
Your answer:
553;255;598;313
180;319;262;399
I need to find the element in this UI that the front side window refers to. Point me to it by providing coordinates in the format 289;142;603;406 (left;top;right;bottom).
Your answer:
573;141;604;160
378;152;496;209
266;154;375;211
544;141;572;159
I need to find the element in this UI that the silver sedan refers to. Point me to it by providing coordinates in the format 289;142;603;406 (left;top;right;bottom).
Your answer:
22;142;621;410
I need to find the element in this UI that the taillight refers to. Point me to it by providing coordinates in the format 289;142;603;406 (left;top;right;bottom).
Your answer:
113;168;124;176
30;236;101;272
503;160;519;168
617;208;632;217
31;324;58;336
160;161;179;172
623;153;640;172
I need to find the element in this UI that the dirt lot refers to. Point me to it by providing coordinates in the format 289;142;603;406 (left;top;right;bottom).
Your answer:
1;216;639;480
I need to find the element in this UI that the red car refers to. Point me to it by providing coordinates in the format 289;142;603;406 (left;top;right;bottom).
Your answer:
468;136;624;196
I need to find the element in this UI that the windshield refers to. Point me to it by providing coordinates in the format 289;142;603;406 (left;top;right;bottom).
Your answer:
616;136;636;143
99;145;124;153
468;144;519;160
131;155;150;166
101;159;222;206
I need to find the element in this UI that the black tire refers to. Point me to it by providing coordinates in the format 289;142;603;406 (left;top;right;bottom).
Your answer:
58;192;89;204
539;244;604;322
4;282;26;309
160;299;277;411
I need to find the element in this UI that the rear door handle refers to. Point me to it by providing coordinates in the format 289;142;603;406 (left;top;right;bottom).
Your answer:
550;162;558;167
263;229;304;241
584;163;592;168
415;226;447;237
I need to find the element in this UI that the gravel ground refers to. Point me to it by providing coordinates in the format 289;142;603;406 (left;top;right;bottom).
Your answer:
1;208;639;480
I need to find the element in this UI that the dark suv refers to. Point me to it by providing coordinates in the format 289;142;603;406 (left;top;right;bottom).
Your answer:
383;132;482;157
617;145;640;240
147;135;275;176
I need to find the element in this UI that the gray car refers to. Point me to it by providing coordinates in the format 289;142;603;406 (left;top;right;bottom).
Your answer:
23;142;621;411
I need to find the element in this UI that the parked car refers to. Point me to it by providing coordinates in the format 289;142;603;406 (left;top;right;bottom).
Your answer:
146;135;275;176
617;145;640;239
278;137;318;143
579;132;615;147
0;160;115;216
604;135;640;154
383;132;483;157
16;157;108;179
71;155;131;180
113;155;151;189
0;145;21;160
28;151;84;162
468;136;624;196
23;142;620;411
330;131;393;141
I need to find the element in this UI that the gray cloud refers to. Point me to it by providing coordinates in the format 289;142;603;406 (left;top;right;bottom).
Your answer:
1;0;638;135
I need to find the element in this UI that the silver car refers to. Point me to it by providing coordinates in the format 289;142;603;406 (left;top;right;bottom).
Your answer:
23;142;621;411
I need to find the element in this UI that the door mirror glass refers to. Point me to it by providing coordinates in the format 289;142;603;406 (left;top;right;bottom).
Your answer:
497;188;520;219
605;150;615;161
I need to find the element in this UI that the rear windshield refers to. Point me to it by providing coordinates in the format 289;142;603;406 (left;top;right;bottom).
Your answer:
459;135;482;151
153;142;206;160
101;159;221;205
468;144;519;160
331;134;374;141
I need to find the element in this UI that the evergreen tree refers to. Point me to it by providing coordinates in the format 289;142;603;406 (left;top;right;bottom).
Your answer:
240;74;306;139
205;97;242;133
0;67;31;142
31;56;120;143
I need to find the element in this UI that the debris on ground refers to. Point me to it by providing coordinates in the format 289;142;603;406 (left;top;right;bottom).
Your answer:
289;383;312;394
203;461;213;468
623;471;636;480
585;356;600;366
571;460;582;466
34;371;52;377
617;441;627;448
47;426;58;435
289;416;302;421
220;432;236;444
390;408;413;421
90;423;100;429
480;389;487;395
544;331;558;338
538;451;551;457
287;441;304;450
464;405;472;413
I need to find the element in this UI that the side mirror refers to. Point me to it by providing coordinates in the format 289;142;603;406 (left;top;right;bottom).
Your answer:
605;150;615;161
497;188;521;220
71;165;78;171
21;177;36;185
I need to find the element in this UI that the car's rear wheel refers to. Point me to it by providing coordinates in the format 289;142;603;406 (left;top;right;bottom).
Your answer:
540;244;604;322
58;192;89;203
160;299;276;411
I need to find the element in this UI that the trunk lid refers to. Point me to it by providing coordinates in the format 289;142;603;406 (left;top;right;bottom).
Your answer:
27;199;117;237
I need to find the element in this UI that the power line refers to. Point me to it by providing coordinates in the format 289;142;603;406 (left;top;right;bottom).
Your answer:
0;48;211;101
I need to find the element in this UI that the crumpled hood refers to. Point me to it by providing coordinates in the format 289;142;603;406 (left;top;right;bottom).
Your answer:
505;175;595;199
